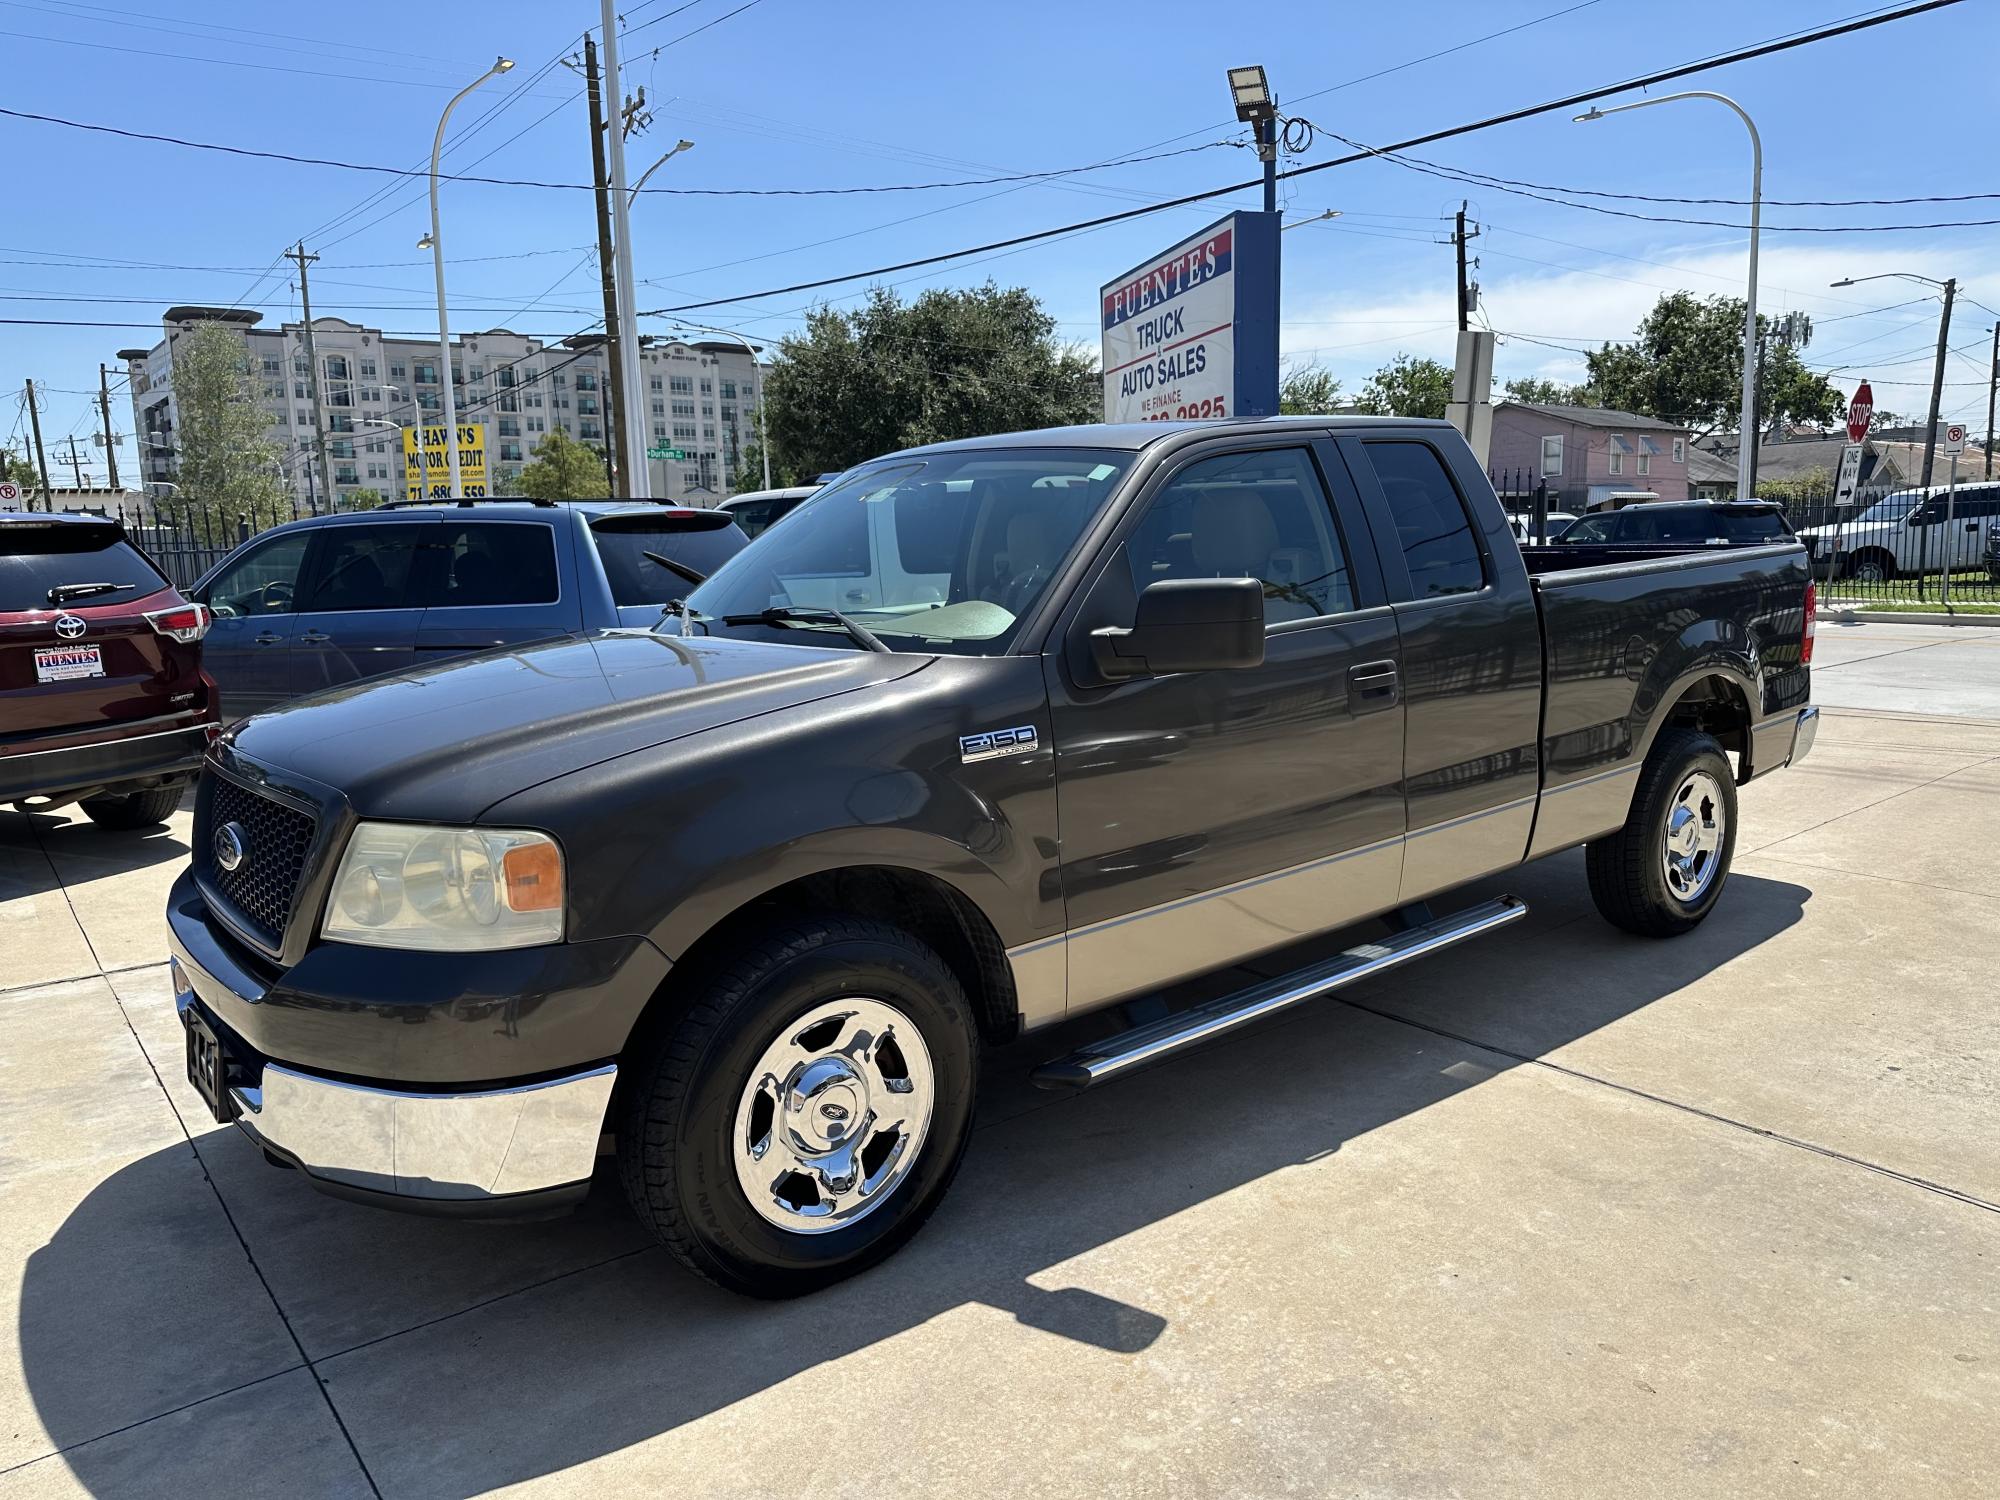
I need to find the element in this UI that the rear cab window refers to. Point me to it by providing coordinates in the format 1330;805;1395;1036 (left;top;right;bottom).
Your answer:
296;523;423;612
590;512;749;605
1;522;169;611
1361;440;1487;598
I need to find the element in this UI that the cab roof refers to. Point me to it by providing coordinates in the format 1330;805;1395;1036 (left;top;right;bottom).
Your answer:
889;415;1453;458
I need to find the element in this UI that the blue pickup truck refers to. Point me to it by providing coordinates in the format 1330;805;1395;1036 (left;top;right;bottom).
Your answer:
189;499;749;719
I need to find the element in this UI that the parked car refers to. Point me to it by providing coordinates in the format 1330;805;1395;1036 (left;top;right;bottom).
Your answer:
1797;483;2000;582
1507;511;1578;543
716;485;820;539
2;512;217;826
168;417;1815;1297
1553;499;1794;547
188;499;749;719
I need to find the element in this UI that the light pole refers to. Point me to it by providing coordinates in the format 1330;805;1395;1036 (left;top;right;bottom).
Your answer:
670;319;770;491
1580;92;1761;501
426;55;514;501
1830;270;1955;489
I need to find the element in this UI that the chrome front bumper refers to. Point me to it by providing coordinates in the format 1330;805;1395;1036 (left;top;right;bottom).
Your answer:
1789;705;1819;767
177;988;613;1209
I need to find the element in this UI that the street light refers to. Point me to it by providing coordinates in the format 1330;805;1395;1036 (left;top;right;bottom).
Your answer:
1580;91;1761;501
629;139;694;204
671;319;771;490
426;55;514;501
1830;271;1956;489
1226;65;1277;215
1282;209;1343;231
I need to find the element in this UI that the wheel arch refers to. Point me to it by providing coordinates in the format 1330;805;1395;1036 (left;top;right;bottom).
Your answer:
1639;668;1756;779
615;859;1024;1103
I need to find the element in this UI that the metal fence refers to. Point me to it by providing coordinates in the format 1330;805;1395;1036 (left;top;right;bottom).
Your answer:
11;499;316;591
1486;467;2000;606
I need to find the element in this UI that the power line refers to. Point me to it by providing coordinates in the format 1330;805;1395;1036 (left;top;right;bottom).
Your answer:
0;104;1238;197
625;0;766;44
632;0;1972;317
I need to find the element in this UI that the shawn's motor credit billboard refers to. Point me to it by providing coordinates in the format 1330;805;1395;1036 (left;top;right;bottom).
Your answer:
1100;211;1279;423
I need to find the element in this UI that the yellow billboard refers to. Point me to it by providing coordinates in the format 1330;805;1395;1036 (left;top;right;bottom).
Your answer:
402;422;489;500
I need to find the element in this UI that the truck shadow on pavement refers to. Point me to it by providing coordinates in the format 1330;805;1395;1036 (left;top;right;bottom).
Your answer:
21;854;1811;1496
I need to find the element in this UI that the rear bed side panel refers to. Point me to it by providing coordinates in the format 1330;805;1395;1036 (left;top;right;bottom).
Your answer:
1528;543;1809;858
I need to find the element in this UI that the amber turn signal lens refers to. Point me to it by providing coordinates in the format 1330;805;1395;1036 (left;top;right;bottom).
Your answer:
502;840;563;912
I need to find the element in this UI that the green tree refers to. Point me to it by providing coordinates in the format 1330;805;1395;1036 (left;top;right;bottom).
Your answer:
762;282;1098;478
1354;354;1453;419
517;429;610;500
2;448;41;493
1504;376;1589;406
1585;292;1845;438
1279;361;1344;415
169;320;290;528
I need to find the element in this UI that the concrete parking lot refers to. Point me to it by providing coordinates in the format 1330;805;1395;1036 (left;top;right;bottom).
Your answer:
4;620;1998;1498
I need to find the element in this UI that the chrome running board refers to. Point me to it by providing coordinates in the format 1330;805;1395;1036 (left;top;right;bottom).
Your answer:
1029;896;1528;1091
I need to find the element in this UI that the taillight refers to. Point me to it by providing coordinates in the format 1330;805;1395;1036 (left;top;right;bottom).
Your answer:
144;602;212;644
1801;582;1817;665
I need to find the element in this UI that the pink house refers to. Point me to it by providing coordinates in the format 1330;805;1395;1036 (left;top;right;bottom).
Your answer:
1488;402;1693;505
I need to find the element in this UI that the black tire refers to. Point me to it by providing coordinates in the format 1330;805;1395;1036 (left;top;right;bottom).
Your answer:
79;785;185;829
1586;728;1738;938
1846;550;1894;584
618;916;979;1298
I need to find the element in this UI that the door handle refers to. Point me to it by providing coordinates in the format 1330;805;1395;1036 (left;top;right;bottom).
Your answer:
298;631;331;644
1347;660;1400;713
254;632;284;645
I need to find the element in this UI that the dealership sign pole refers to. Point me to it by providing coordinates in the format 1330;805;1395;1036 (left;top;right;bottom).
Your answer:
1100;212;1280;424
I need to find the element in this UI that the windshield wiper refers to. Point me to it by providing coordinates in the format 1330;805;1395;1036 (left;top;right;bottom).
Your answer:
719;606;890;654
48;581;128;604
653;598;709;635
641;549;706;587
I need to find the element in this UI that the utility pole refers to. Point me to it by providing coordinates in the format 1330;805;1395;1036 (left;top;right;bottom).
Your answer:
98;363;120;491
574;35;624;494
1985;322;1996;481
25;378;53;510
600;0;650;499
1919;276;1956;490
1453;201;1481;333
287;242;336;510
62;435;87;490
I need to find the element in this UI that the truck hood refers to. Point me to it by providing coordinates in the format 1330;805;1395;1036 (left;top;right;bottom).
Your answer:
226;629;930;822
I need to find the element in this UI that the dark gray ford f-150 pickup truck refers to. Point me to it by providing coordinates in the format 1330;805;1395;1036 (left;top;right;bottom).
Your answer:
168;417;1817;1296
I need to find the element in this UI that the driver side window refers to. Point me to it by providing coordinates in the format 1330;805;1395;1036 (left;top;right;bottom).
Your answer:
1124;448;1354;625
205;530;312;617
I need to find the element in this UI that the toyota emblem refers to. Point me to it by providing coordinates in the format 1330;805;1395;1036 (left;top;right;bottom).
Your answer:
213;821;248;873
54;613;86;641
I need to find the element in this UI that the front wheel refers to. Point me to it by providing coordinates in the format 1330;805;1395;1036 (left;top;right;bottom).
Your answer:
618;916;978;1297
1586;728;1738;938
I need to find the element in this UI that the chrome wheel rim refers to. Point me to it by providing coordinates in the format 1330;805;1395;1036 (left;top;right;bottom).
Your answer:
732;997;935;1235
1661;769;1726;905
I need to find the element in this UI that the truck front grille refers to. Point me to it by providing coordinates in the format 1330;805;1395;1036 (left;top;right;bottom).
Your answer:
202;773;318;952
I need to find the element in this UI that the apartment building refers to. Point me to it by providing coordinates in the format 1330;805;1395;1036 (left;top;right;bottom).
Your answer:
121;308;763;508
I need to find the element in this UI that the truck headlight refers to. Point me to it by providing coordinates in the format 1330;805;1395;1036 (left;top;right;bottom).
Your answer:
322;822;564;950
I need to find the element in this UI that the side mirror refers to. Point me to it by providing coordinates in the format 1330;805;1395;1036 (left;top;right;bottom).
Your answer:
1090;577;1265;681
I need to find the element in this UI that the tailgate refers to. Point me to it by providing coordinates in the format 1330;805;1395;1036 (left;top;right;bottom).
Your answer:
0;591;190;738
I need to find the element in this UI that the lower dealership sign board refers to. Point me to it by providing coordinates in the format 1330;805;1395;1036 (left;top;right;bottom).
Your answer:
1100;211;1279;423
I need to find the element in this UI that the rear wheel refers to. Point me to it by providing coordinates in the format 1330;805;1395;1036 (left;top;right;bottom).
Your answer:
1586;728;1737;938
618;916;978;1298
80;785;185;830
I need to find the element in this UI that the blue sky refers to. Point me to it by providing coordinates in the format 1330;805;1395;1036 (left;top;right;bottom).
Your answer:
5;0;1997;482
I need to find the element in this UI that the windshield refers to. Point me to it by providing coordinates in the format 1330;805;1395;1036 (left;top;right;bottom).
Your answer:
680;448;1136;653
1854;493;1921;524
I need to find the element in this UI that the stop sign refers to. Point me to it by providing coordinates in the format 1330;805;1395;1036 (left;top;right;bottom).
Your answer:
1848;381;1875;445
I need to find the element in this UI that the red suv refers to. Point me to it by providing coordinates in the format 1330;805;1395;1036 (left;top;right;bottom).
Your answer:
1;513;219;828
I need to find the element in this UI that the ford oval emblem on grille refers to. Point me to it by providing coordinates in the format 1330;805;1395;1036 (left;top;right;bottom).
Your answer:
213;821;248;873
54;613;86;640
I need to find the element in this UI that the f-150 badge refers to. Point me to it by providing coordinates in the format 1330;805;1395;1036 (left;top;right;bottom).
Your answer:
960;725;1038;763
